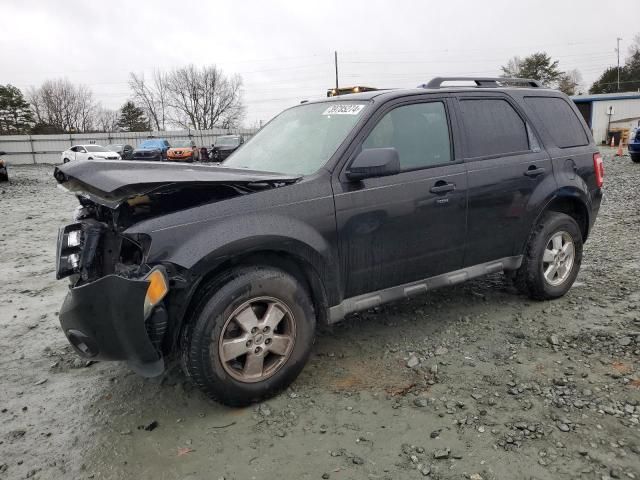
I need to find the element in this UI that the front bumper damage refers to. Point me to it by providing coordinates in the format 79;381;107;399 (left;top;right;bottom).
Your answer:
59;273;166;377
53;160;301;378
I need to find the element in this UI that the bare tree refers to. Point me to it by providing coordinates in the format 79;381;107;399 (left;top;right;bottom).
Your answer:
27;79;97;132
163;64;244;130
76;84;97;132
557;69;583;96
501;56;523;77
129;71;168;130
95;107;120;132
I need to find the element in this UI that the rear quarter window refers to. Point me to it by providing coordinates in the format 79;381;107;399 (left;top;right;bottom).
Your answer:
524;96;589;148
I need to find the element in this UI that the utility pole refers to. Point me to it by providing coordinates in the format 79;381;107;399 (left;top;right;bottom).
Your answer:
334;51;339;90
616;37;622;92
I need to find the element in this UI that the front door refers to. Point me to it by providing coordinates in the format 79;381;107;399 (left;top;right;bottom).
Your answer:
333;98;468;298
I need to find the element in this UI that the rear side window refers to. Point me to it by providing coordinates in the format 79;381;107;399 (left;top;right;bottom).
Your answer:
524;96;588;148
459;98;529;158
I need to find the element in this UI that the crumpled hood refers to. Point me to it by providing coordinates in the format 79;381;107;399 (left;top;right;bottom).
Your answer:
54;159;300;208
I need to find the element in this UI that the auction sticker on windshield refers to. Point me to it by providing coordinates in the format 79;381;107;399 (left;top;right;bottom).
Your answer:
322;104;365;115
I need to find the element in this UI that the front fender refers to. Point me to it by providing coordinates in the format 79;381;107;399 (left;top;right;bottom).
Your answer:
134;210;340;306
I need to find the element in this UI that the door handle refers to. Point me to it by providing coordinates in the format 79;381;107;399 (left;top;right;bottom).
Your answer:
524;166;545;177
430;182;455;194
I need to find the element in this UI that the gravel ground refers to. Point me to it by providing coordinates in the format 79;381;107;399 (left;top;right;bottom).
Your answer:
0;148;639;480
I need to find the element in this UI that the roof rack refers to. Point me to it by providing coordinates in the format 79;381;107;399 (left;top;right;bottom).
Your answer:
419;77;543;89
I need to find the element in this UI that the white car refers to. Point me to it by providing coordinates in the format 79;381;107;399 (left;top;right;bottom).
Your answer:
61;145;121;163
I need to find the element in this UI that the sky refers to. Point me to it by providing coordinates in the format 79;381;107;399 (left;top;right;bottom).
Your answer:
2;0;639;128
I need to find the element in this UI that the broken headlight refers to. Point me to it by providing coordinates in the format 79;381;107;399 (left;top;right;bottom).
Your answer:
56;223;84;279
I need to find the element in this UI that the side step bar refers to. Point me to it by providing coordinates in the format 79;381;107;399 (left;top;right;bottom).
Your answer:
328;256;522;323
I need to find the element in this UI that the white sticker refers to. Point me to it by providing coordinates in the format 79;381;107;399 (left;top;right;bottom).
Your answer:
322;104;365;115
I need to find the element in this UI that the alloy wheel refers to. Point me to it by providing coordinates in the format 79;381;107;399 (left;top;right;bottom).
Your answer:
217;296;296;383
542;231;575;286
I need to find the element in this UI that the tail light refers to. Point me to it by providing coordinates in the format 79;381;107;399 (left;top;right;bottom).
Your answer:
593;152;604;188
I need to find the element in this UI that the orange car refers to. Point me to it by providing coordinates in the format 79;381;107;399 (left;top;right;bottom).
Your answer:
166;140;199;162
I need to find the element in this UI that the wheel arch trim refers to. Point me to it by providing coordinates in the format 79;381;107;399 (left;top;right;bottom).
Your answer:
527;188;591;251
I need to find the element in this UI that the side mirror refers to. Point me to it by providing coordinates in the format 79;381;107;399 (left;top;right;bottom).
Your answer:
346;148;400;181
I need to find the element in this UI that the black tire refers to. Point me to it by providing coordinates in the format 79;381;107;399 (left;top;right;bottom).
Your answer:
181;266;316;406
515;212;583;300
631;153;640;164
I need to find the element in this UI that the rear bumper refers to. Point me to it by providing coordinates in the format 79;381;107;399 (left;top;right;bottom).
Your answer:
59;274;165;377
628;142;640;154
588;188;603;237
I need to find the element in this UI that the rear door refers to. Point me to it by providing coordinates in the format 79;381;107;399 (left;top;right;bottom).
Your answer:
454;92;554;266
333;97;468;297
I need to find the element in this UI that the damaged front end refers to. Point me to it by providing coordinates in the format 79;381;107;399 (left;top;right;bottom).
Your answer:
55;202;170;377
53;160;299;376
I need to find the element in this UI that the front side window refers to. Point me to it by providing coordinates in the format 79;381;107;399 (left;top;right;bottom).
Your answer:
224;102;368;175
459;98;529;158
362;101;452;170
216;136;241;147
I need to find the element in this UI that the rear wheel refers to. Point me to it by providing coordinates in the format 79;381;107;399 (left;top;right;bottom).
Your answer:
181;267;316;406
631;153;640;163
515;212;583;300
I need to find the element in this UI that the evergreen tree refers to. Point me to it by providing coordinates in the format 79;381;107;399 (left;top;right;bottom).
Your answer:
117;101;150;131
590;51;640;94
0;84;34;134
501;52;564;86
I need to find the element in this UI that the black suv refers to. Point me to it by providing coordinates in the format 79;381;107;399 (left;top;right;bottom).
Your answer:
53;77;603;406
211;134;244;161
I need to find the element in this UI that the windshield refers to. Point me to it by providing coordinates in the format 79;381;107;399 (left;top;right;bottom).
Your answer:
224;102;368;175
139;140;162;149
216;136;240;147
172;140;192;148
84;145;109;152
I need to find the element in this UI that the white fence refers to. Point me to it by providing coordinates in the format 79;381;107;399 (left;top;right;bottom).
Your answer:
0;128;257;165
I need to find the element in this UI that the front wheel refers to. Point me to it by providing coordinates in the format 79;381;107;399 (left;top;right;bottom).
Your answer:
515;212;583;300
631;153;640;164
181;267;316;406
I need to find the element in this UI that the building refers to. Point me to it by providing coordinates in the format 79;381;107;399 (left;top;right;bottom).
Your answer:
571;92;640;145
